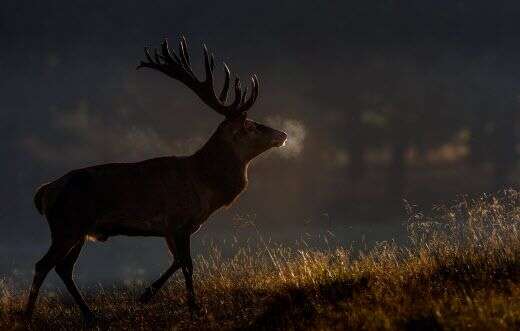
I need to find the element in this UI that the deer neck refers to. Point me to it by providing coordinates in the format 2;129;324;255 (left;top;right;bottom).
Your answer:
191;135;249;208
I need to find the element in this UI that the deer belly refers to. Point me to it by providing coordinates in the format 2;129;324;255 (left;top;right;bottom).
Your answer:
89;214;167;240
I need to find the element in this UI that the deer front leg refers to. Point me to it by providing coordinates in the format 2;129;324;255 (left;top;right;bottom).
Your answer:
139;235;181;303
139;229;198;310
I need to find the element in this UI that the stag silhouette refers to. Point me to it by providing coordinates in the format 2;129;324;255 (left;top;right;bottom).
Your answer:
25;36;287;324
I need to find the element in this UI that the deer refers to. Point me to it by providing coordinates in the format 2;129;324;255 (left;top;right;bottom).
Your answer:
24;36;287;324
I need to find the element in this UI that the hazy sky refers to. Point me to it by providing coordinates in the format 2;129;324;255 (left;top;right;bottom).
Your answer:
1;1;519;283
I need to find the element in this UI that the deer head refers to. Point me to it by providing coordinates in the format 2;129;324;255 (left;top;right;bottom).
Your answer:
137;36;287;162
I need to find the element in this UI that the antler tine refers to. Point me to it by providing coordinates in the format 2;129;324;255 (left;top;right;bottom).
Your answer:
241;86;248;105
252;74;259;101
154;48;162;64
210;53;215;71
138;36;259;118
230;77;243;110
144;47;154;64
219;63;231;102
204;44;242;115
136;46;158;70
239;75;259;112
161;39;180;64
202;44;214;86
178;36;196;79
179;35;191;66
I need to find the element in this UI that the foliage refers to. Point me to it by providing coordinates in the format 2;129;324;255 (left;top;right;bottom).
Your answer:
1;190;519;330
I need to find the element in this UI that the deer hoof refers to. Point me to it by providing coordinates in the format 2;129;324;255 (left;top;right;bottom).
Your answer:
83;311;97;328
188;299;201;315
14;309;32;322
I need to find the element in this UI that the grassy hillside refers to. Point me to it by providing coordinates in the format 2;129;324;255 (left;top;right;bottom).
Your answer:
1;190;519;330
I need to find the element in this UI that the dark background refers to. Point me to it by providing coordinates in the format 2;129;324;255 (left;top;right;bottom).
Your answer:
1;1;519;285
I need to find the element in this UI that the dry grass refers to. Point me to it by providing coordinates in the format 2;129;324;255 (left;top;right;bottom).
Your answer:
1;190;519;330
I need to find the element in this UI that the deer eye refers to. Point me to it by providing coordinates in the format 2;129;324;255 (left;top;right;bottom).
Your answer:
244;121;256;131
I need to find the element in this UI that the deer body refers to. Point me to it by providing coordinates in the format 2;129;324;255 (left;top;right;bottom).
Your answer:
37;157;207;241
25;36;287;324
37;135;248;241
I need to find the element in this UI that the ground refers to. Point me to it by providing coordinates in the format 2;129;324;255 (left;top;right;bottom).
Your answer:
1;190;519;330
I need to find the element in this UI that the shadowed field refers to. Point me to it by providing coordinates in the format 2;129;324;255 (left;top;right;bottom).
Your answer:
1;190;519;330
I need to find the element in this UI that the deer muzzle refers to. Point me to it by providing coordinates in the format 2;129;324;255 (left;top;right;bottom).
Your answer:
272;130;288;147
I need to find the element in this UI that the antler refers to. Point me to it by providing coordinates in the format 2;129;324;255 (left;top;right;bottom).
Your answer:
137;36;259;118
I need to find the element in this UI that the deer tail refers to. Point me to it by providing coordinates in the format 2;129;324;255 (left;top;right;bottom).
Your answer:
34;183;50;215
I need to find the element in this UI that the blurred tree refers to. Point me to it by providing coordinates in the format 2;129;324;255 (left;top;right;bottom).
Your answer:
347;105;367;184
466;51;519;189
376;51;467;201
492;100;518;189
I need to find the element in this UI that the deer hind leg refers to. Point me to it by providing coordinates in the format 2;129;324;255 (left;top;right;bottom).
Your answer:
25;238;80;318
176;233;198;310
139;235;181;303
55;238;94;322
